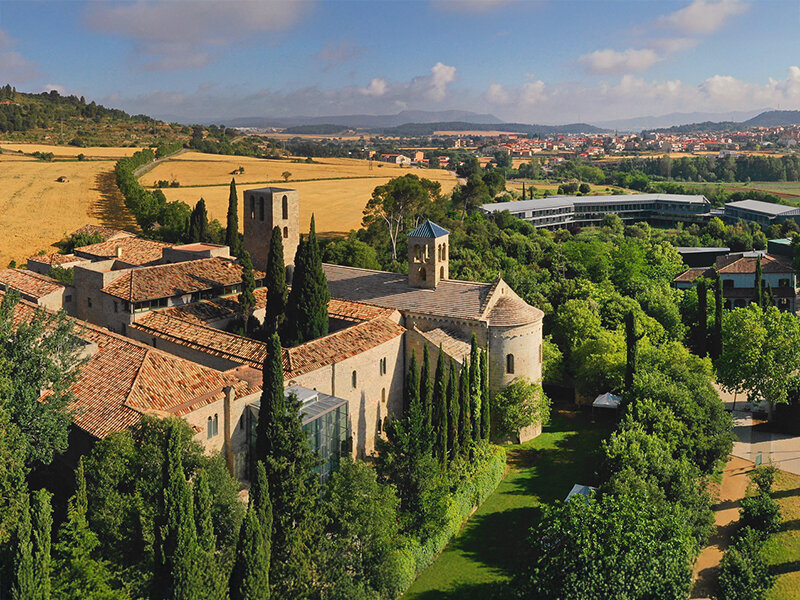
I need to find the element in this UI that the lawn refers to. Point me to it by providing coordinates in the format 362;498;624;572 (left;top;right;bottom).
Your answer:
764;469;800;599
403;408;612;599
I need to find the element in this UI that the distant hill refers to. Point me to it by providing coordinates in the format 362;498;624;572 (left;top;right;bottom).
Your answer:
374;121;608;136
595;109;767;132
283;124;355;135
227;110;504;130
647;109;800;135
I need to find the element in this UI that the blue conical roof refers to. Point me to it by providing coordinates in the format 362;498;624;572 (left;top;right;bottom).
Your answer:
408;220;449;238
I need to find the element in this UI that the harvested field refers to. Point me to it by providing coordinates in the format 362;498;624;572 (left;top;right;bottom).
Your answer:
0;142;144;158
0;155;136;266
145;151;458;236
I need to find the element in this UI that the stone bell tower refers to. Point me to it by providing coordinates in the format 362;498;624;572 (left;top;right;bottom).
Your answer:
242;187;299;271
407;220;449;289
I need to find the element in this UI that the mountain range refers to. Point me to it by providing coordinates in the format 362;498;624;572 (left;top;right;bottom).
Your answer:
225;110;504;129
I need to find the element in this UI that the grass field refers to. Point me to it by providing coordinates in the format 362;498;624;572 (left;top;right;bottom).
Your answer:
763;469;800;599
403;408;611;599
146;152;459;236
0;154;136;266
0;142;144;158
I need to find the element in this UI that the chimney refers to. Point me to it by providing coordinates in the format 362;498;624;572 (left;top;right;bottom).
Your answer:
116;246;123;259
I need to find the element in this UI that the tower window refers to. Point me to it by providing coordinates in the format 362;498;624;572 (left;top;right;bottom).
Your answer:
506;353;515;374
539;343;543;364
379;357;387;375
381;388;386;403
207;415;219;438
250;197;255;219
283;226;288;238
259;197;265;221
440;266;445;279
282;195;289;220
419;267;426;281
351;370;358;388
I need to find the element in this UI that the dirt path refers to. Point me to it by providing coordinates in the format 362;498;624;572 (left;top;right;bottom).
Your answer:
690;456;754;599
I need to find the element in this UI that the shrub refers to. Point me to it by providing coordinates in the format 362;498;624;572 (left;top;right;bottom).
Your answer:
47;266;74;286
493;377;550;439
749;465;777;494
717;527;775;600
739;491;782;536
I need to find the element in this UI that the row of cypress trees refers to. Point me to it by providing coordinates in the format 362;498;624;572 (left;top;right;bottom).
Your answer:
406;335;491;466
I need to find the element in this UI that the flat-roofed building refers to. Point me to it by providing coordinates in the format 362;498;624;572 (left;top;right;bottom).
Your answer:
722;200;800;226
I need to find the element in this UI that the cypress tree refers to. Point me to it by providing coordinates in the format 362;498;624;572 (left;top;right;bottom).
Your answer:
755;256;763;307
713;270;723;360
188;199;209;243
522;182;526;199
263;226;287;336
238;250;257;333
255;334;286;465
420;344;433;450
459;359;471;455
764;282;774;307
625;311;637;390
469;335;482;443
405;351;420;413
54;459;124;600
194;470;223;600
697;278;708;357
480;349;490;440
286;216;330;345
32;488;53;600
226;178;241;256
447;359;460;460
432;346;448;463
229;463;271;600
12;491;35;600
155;425;200;600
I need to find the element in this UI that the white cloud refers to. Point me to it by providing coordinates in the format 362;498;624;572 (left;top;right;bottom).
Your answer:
428;62;457;101
579;48;661;75
42;83;68;94
0;29;13;49
486;83;510;104
661;0;749;35
521;80;546;105
316;40;365;71
361;78;387;97
86;0;312;71
432;0;517;13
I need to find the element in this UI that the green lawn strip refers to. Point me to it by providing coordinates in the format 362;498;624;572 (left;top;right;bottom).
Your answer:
764;469;800;600
403;409;611;600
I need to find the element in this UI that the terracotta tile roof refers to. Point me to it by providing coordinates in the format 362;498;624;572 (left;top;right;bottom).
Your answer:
156;288;268;324
130;298;404;378
27;253;83;267
487;293;545;326
417;327;470;362
673;267;713;283
716;253;793;275
323;263;493;320
74;237;171;266
2;291;251;439
102;257;265;302
70;224;135;242
0;268;65;299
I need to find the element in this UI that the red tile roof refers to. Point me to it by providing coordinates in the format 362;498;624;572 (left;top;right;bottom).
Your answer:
102;257;265;302
74;237;170;266
27;253;83;267
0;268;65;299
69;224;135;242
673;267;713;283
716;253;793;275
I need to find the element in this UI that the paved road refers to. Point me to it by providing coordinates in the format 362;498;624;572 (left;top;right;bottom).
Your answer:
716;384;800;475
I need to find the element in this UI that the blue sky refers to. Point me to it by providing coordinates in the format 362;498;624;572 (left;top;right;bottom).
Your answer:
0;0;798;124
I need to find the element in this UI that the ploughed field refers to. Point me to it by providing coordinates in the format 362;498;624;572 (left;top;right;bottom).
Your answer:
0;151;138;267
142;152;459;236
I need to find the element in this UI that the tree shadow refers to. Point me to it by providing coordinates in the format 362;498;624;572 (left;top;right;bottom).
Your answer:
90;169;139;231
771;559;800;576
409;580;512;600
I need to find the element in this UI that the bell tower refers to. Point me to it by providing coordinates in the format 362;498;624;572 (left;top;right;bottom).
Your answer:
242;187;299;271
407;220;449;289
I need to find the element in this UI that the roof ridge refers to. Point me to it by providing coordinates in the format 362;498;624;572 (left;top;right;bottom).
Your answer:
479;272;504;317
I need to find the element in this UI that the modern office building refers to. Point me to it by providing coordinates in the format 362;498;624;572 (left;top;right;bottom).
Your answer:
719;200;800;227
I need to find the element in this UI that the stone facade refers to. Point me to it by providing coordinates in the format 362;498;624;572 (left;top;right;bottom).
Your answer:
243;187;300;271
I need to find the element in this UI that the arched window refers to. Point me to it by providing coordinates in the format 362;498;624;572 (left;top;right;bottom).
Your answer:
213;414;219;436
506;353;515;374
381;388;386;403
440;266;445;279
419;267;426;281
250;197;255;219
443;244;447;260
351;370;358;388
282;195;289;220
207;416;213;439
414;244;421;261
259;197;265;221
283;226;288;238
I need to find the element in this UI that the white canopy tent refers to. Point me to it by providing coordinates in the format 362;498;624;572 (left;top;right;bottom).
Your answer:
592;392;621;419
565;484;597;503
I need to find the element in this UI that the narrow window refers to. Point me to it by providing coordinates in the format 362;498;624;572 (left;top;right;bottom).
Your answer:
506;353;515;374
259;197;265;221
113;301;118;313
539;343;543;364
440;266;445;279
250;197;255;219
419;267;426;281
87;297;92;308
282;195;289;220
207;416;213;439
351;370;357;388
283;226;288;238
213;414;219;436
381;388;386;403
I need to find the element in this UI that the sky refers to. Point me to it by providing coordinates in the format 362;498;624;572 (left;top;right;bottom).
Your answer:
0;0;799;124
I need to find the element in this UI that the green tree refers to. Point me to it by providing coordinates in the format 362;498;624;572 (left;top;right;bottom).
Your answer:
285;216;330;345
469;335;482;443
625;310;639;389
11;491;35;600
405;351;419;413
363;174;441;261
226;179;241;256
493;377;550;440
712;270;723;359
188;198;208;243
480;349;490;440
322;235;381;270
431;348;448;463
458;359;471;455
717;528;775;600
194;470;224;600
154;425;201;600
237;250;257;333
754;256;763;307
229;463;271;600
446;359;460;460
420;344;433;452
263;227;287;337
53;460;126;600
696;278;708;357
32;489;53;600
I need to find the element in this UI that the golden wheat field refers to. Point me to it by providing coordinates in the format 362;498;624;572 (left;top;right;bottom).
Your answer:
146;152;458;235
0;142;144;158
0;155;135;266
